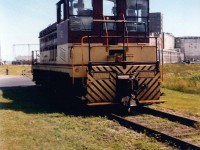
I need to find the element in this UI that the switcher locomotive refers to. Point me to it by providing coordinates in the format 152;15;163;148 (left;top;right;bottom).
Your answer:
32;0;165;108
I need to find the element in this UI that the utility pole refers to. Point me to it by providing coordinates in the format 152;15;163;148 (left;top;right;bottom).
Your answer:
161;32;164;81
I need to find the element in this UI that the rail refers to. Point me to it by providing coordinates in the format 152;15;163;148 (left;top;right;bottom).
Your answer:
109;113;200;149
138;107;200;128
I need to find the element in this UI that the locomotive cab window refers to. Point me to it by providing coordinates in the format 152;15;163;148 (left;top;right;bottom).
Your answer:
57;1;66;23
103;0;117;31
69;0;93;31
126;0;148;32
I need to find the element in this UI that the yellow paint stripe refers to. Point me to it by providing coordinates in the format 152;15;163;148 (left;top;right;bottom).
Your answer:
88;73;110;101
103;66;113;72
91;81;111;101
139;74;160;100
87;86;101;102
87;75;102;102
144;81;159;100
137;78;152;99
92;67;100;72
86;94;95;103
146;74;161;100
149;88;160;100
98;80;115;98
104;79;116;93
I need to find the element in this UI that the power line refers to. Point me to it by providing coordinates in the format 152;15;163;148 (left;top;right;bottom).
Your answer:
13;44;39;60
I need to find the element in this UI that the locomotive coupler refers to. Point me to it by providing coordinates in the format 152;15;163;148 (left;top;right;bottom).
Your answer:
117;75;139;111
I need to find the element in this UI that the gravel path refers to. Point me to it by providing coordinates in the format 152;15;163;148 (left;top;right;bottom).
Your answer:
0;75;35;89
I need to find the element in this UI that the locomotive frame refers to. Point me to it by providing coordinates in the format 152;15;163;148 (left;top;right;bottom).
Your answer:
32;0;165;107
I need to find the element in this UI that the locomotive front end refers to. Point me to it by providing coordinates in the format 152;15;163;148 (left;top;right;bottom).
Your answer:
32;0;165;109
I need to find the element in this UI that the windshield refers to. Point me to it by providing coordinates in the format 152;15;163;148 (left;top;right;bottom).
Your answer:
69;0;93;31
126;0;148;32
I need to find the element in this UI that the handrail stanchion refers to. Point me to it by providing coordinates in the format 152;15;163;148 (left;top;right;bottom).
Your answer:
123;14;129;51
103;16;109;52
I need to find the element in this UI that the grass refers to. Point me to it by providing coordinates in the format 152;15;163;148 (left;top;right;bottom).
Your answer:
161;64;200;94
1;64;200;149
0;65;31;76
0;87;171;150
151;64;200;119
152;88;200;119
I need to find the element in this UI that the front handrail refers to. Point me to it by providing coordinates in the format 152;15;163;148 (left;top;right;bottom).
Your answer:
103;16;109;52
81;36;159;63
122;14;129;51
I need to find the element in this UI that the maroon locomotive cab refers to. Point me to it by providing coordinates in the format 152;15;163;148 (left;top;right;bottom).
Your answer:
65;0;150;44
32;0;165;108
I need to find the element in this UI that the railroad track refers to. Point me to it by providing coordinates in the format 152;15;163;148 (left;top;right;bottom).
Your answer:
109;107;200;150
137;107;199;128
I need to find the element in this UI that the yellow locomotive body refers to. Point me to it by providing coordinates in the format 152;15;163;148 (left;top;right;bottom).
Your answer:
32;0;165;107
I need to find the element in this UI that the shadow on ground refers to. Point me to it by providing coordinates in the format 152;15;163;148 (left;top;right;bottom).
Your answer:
0;86;123;117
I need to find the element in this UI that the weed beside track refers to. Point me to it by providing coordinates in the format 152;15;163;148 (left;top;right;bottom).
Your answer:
162;64;200;94
0;86;172;150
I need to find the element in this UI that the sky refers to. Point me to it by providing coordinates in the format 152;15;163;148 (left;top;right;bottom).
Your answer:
0;0;200;61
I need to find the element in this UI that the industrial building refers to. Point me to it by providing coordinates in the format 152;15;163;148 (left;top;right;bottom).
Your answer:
12;56;32;65
163;33;175;49
162;33;184;63
149;12;163;34
175;37;200;62
149;12;184;63
157;49;184;64
150;33;184;63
